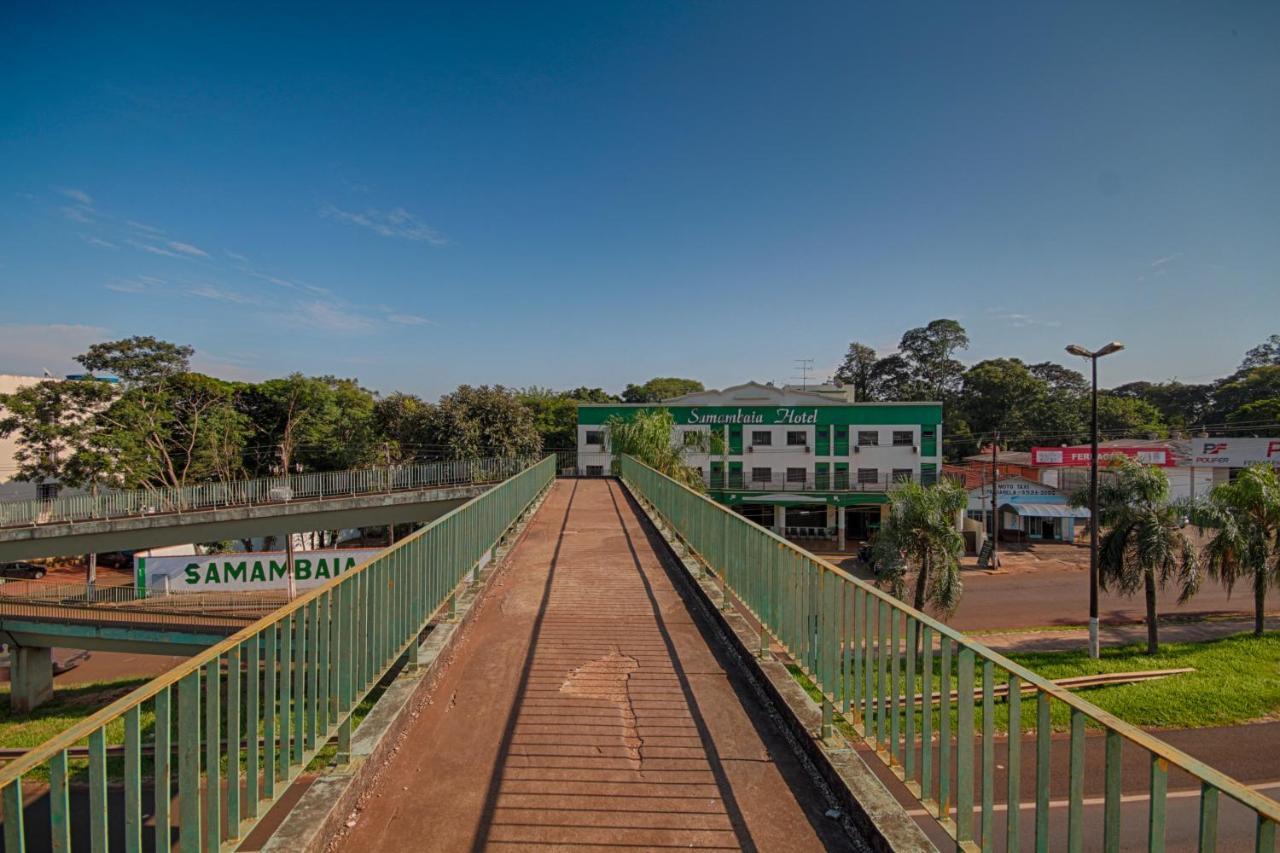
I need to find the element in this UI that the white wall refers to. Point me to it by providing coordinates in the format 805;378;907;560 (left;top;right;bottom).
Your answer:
0;375;45;484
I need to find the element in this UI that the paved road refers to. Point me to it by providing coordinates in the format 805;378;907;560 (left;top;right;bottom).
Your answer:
339;478;861;852
817;551;1273;632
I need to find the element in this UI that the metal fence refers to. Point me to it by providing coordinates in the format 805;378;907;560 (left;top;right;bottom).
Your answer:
0;456;539;529
620;455;1280;852
0;455;554;852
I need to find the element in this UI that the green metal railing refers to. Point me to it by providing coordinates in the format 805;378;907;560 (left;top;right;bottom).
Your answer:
0;455;554;852
0;456;537;528
621;456;1280;853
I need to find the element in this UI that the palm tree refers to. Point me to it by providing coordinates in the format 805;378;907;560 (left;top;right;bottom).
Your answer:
1188;463;1280;636
874;478;968;616
607;408;720;491
1076;457;1199;654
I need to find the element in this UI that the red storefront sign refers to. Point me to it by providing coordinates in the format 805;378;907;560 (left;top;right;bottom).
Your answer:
1030;446;1177;467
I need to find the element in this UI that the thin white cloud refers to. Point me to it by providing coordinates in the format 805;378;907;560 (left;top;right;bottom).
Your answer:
225;250;250;264
125;220;164;235
184;284;258;305
986;310;1062;329
319;203;447;245
82;235;118;249
128;240;182;258
1150;253;1182;268
293;300;376;333
60;205;94;223
166;240;209;258
385;312;435;326
58;188;93;206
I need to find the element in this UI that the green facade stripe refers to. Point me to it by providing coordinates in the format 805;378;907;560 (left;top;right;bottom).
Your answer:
577;403;942;427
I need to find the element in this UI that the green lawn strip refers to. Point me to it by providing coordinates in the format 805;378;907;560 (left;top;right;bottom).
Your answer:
782;632;1280;740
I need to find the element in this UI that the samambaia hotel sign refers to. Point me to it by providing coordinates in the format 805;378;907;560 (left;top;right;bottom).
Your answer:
684;408;819;425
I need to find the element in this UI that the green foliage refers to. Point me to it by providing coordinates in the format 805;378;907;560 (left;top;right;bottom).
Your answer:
1095;393;1166;438
517;387;581;449
237;374;377;475
874;478;968;616
1076;457;1198;653
425;385;541;459
621;377;704;403
1241;334;1280;371
897;318;970;401
0;378;116;487
1227;398;1280;429
74;336;194;386
373;392;433;462
834;342;878;400
606;408;712;490
1189;464;1280;635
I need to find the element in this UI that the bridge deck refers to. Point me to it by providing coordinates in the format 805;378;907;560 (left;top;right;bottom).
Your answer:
340;478;859;851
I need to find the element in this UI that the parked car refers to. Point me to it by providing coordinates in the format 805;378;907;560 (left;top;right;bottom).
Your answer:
94;551;136;570
0;561;47;580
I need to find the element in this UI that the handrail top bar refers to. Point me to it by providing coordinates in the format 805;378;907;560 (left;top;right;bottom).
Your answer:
620;454;1280;822
0;455;553;785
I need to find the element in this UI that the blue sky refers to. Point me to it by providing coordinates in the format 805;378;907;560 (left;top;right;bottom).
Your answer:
2;2;1277;398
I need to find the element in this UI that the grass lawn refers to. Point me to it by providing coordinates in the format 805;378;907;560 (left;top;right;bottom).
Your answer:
786;631;1280;736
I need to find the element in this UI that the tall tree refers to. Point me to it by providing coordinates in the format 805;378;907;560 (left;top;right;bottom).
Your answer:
898;319;970;400
1076;457;1199;654
960;358;1046;442
74;336;194;386
834;343;879;401
426;385;541;459
374;392;433;462
0;379;116;488
238;374;343;475
866;354;914;401
873;479;968;615
518;387;581;449
1240;334;1280;371
1095;394;1166;439
1189;464;1280;636
621;377;704;403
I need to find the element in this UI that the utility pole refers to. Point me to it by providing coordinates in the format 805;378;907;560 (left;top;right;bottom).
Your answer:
990;432;999;569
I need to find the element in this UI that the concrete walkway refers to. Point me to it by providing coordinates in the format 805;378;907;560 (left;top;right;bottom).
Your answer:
338;478;859;852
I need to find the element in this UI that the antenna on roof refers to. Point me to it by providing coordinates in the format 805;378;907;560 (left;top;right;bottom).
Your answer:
791;358;815;390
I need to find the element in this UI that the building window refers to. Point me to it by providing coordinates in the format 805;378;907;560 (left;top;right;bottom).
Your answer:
857;430;879;447
786;467;807;483
857;468;879;485
922;428;935;440
36;483;61;501
751;467;772;483
585;430;604;446
892;468;913;482
586;465;604;476
682;430;702;447
892;430;914;447
751;431;772;446
786;430;807;446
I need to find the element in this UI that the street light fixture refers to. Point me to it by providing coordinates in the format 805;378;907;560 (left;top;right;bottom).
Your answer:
1065;341;1125;660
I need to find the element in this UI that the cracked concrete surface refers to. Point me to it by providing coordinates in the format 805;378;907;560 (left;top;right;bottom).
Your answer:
337;478;860;851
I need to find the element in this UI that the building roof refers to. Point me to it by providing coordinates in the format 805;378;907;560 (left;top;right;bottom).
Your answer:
962;450;1036;465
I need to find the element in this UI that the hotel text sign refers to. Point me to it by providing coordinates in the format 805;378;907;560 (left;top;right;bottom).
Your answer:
685;408;819;425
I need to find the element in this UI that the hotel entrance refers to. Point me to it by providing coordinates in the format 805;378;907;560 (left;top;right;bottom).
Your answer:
844;506;882;541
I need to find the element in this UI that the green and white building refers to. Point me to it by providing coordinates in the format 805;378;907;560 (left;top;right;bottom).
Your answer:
577;382;943;549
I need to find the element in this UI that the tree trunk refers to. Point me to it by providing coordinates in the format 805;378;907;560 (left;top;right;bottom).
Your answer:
1256;572;1267;636
1144;569;1159;655
913;551;930;613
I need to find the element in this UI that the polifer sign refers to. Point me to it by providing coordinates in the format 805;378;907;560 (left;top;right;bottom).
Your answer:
1185;438;1280;468
136;548;382;593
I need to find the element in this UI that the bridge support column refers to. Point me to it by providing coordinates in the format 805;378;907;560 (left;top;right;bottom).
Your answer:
837;506;846;551
9;645;54;713
774;505;786;536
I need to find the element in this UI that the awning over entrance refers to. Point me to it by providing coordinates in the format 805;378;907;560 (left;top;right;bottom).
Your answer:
1003;502;1090;519
739;493;828;504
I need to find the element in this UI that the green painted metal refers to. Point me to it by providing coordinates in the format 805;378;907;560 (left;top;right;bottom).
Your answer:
50;750;70;852
957;648;975;845
1036;693;1051;853
88;729;107;852
618;455;1280;853
155;687;172;853
1258;817;1276;853
1200;784;1220;851
0;457;553;852
1150;755;1168;853
905;618;916;782
1007;675;1021;853
1104;729;1123;852
124;706;142;852
982;659;995;850
1068;709;1085;853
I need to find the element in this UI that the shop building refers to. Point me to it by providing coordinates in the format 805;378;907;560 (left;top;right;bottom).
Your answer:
966;476;1090;544
576;382;943;549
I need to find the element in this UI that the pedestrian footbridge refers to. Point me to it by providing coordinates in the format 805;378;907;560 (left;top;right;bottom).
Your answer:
0;457;1277;851
0;457;534;562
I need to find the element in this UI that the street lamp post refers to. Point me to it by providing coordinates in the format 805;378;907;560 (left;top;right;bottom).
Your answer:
1065;341;1124;660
